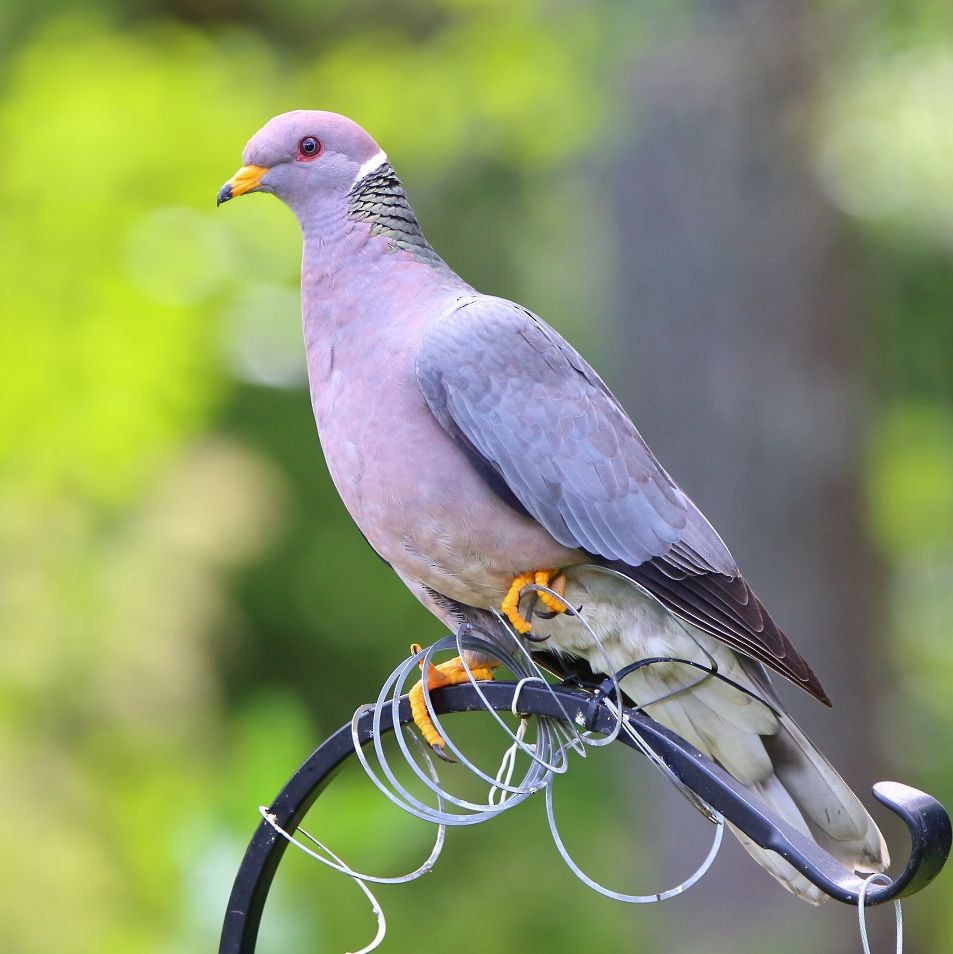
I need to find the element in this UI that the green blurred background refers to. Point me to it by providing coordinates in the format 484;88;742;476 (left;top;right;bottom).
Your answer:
3;0;953;951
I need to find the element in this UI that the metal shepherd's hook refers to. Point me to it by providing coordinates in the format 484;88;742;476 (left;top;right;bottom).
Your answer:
219;665;951;954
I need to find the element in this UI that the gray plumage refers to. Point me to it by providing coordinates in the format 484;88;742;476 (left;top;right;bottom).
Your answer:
417;296;830;704
218;110;888;902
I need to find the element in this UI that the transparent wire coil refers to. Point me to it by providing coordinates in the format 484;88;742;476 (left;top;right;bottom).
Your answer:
264;568;745;952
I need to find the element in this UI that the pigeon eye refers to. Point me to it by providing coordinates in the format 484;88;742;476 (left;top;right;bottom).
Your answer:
297;136;322;160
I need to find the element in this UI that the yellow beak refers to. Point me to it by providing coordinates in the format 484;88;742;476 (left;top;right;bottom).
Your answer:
217;165;270;205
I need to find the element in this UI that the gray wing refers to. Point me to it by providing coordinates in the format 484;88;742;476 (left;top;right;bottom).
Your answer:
416;296;829;705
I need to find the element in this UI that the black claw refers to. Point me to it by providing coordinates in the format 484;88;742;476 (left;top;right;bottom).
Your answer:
432;743;457;763
523;630;552;643
532;603;584;622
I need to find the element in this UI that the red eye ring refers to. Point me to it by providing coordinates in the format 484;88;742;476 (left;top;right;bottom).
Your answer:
296;136;323;161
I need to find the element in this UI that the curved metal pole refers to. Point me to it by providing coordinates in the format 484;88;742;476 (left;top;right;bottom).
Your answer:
219;681;951;954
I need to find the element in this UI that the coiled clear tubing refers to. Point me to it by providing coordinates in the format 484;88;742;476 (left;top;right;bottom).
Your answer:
263;569;727;952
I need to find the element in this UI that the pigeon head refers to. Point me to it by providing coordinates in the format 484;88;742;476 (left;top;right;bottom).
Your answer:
216;110;386;217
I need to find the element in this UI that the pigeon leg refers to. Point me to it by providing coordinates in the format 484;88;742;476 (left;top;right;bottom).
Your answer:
501;568;569;633
408;644;499;753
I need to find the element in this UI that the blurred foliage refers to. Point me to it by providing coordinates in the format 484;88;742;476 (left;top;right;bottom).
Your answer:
0;3;631;952
1;0;953;952
815;8;953;945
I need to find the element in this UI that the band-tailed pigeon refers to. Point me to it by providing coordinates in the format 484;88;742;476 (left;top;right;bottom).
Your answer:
217;111;887;902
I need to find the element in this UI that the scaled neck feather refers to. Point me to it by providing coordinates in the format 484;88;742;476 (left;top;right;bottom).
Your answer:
347;162;444;267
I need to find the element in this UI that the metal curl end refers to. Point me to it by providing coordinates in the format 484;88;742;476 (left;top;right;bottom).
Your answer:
864;782;951;903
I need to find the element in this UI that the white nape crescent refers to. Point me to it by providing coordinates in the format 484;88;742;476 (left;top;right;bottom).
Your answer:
352;150;388;186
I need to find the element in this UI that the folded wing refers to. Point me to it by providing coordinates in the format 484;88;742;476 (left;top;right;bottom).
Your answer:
416;295;829;705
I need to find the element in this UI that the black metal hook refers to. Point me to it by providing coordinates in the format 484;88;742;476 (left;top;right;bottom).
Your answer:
219;680;950;953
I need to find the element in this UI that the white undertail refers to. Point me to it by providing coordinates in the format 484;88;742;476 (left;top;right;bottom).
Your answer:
540;566;888;903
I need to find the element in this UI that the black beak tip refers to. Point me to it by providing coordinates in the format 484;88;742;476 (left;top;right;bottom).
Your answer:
216;183;232;207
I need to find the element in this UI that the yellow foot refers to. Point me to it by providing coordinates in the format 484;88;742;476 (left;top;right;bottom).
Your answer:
501;568;569;634
408;643;498;752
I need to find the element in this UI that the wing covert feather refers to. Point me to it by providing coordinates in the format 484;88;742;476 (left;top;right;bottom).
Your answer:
416;296;829;706
417;297;733;571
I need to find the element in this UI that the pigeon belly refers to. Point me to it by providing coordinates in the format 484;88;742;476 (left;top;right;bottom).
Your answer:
306;318;582;612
